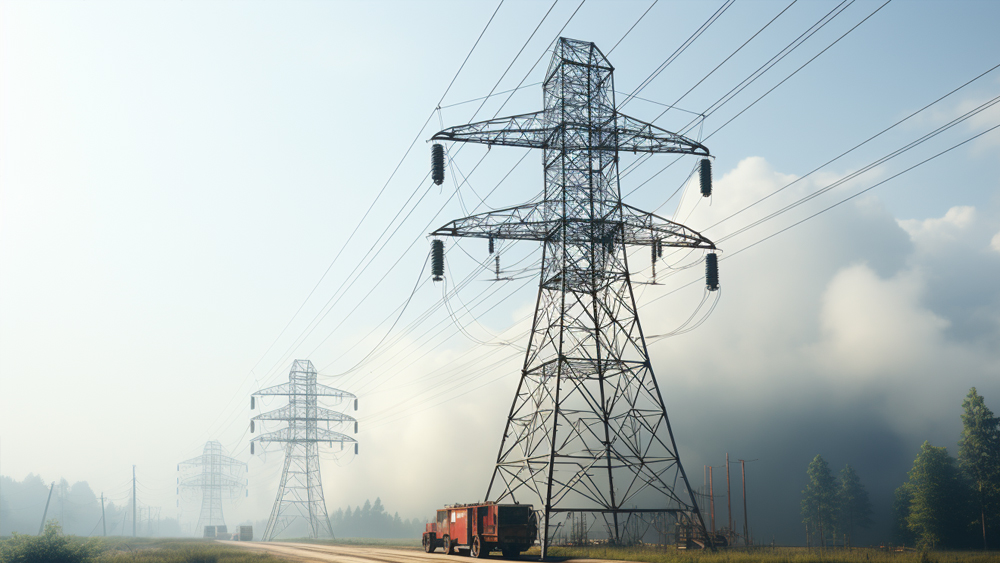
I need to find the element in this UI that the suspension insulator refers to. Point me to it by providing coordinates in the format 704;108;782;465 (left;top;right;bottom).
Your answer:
431;239;444;281
355;443;359;454
354;398;358;411
705;252;720;291
700;158;712;198
495;254;500;279
250;396;255;410
250;442;254;455
250;420;254;433
354;421;358;433
432;143;445;186
657;240;663;259
488;236;494;254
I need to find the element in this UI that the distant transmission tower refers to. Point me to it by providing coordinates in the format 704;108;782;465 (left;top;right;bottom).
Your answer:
177;440;246;533
250;359;358;541
429;38;720;555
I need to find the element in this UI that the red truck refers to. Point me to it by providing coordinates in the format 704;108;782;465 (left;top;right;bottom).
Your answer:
423;502;536;558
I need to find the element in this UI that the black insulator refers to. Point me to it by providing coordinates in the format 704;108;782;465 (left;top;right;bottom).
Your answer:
250;396;255;410
432;143;445;186
431;239;444;281
705;252;720;291
699;158;712;198
488;236;494;254
250;420;254;433
354;398;358;411
656;240;663;258
355;443;359;454
250;442;254;455
354;420;358;433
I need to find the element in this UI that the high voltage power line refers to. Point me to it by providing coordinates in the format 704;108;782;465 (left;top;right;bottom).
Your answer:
213;2;993;467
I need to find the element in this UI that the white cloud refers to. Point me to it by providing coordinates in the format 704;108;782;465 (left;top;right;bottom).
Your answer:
991;230;1000;253
898;205;976;248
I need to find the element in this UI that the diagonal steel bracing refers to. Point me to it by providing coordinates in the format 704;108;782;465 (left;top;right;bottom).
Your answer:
251;359;358;541
430;38;719;556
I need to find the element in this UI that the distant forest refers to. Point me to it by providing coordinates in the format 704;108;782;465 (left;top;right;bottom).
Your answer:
0;474;427;539
330;498;426;538
0;474;181;537
802;387;1000;550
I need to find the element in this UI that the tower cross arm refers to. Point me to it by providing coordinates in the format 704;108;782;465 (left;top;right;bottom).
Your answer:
178;453;246;468
613;112;709;155
253;382;356;400
430;202;552;241
619;203;716;249
253;404;357;424
179;474;245;488
431;111;550;149
252;427;357;445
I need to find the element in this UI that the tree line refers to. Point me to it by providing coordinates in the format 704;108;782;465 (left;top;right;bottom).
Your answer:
801;387;1000;550
0;474;181;537
892;388;1000;549
330;498;426;538
800;456;873;547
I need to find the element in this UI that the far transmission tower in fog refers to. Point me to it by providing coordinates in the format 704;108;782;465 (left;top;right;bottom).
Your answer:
177;440;246;532
250;359;358;541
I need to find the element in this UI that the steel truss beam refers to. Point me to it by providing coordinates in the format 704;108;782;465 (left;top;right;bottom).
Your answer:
251;360;357;541
431;38;716;556
178;441;246;532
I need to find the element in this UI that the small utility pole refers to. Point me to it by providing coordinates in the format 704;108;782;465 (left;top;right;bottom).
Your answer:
132;465;137;537
740;460;748;546
38;482;54;535
726;453;732;542
101;493;107;536
708;466;715;533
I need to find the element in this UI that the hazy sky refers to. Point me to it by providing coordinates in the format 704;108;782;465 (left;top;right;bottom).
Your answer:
2;0;999;543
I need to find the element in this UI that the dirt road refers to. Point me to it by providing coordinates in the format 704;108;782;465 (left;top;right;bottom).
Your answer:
221;542;627;563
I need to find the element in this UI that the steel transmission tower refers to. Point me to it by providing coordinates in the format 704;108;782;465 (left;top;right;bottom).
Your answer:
430;38;719;554
250;359;358;541
177;441;246;533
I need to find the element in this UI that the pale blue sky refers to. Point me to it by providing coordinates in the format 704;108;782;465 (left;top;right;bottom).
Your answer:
2;0;999;540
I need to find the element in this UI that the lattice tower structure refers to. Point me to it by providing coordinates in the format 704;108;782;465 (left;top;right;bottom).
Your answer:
251;359;357;541
177;440;246;532
430;38;719;555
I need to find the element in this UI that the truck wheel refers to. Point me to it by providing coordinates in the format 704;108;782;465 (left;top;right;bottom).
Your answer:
471;536;488;558
423;535;434;553
443;535;453;555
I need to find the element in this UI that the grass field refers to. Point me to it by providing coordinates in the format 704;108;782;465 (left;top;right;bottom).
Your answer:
525;545;1000;563
0;532;287;563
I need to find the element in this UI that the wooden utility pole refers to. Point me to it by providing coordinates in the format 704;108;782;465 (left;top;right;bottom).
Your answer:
38;482;54;535
132;465;136;537
726;453;732;542
101;493;107;536
740;460;748;546
708;466;715;533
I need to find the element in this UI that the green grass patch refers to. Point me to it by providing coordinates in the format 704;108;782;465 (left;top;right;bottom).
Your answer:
525;545;1000;563
0;524;287;563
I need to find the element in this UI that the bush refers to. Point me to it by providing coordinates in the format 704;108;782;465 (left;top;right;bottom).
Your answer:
0;521;98;563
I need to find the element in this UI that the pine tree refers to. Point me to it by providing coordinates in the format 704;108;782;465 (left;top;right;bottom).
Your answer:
893;483;916;546
801;455;837;547
958;387;1000;549
837;464;873;546
905;441;970;549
